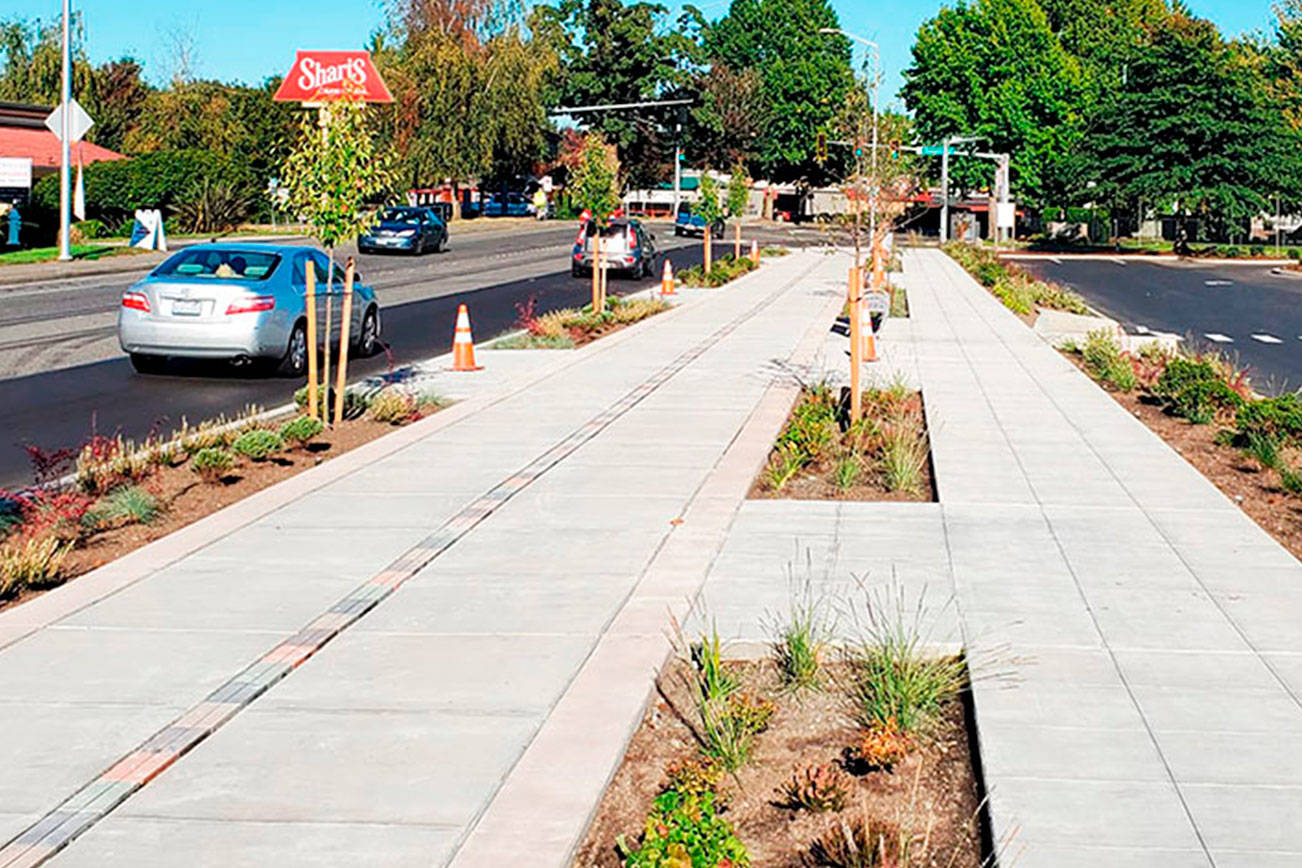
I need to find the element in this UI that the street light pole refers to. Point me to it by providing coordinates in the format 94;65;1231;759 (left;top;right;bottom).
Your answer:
940;136;949;244
819;28;880;269
58;0;71;262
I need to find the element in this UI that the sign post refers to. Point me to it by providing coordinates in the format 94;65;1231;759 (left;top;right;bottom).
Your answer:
273;50;392;421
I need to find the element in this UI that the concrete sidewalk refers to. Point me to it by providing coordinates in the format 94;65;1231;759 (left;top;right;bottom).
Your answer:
703;248;1302;867
0;245;845;866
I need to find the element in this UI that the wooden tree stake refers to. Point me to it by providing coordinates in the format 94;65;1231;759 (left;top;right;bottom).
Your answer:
333;257;356;427
305;263;318;421
734;222;741;259
849;265;863;424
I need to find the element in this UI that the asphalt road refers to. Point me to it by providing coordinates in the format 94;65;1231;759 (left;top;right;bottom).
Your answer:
0;220;818;490
1018;257;1302;394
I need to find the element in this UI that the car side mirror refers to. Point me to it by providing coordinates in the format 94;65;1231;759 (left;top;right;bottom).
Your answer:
649;233;657;241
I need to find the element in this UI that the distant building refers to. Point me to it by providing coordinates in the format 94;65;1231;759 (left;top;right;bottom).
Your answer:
0;101;127;197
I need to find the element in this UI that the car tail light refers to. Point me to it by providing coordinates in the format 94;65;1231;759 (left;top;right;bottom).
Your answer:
226;295;275;315
121;291;150;312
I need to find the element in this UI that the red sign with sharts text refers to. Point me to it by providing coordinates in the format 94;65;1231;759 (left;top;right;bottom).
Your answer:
272;51;393;104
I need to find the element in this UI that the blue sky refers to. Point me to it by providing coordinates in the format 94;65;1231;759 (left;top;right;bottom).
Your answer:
5;0;1285;103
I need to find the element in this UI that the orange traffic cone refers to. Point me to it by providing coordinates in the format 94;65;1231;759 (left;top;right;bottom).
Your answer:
451;304;482;371
661;259;676;296
861;320;879;363
750;238;759;264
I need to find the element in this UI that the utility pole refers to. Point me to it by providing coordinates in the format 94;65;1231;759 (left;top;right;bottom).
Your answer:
58;0;71;261
940;135;950;244
672;118;682;220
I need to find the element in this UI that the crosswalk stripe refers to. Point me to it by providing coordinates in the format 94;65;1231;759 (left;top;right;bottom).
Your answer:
1204;333;1234;343
1204;279;1234;287
1252;334;1284;344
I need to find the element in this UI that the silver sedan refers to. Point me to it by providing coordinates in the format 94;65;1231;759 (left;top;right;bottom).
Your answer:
117;243;381;376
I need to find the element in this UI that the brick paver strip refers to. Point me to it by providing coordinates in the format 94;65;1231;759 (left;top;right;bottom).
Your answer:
0;268;807;868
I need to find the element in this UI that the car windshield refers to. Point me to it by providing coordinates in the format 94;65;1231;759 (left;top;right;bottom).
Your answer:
153;249;280;281
380;209;421;225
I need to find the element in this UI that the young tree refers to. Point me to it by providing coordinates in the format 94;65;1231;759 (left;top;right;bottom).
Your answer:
1078;9;1302;249
726;161;750;217
282;97;394;271
569;131;621;222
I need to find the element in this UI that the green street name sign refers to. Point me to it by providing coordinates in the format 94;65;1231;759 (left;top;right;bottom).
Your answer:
920;144;951;156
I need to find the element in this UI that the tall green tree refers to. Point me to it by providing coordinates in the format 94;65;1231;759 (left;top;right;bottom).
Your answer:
902;0;1086;206
375;0;554;197
1077;10;1302;248
900;0;1083;205
706;0;852;183
568;131;621;220
531;0;689;187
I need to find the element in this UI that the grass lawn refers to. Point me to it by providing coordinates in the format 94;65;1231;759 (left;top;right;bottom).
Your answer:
0;244;132;265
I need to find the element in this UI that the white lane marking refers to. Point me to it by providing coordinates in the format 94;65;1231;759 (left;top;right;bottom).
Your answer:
1204;279;1234;286
1135;325;1151;334
1112;258;1127;266
1252;334;1284;344
1049;256;1063;265
1204;333;1235;343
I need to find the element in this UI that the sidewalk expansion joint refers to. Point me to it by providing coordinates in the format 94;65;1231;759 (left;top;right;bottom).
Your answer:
0;257;811;868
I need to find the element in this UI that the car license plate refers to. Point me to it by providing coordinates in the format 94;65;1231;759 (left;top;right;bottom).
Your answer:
172;299;202;316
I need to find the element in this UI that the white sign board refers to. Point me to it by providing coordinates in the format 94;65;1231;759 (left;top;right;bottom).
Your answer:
44;99;94;143
996;202;1016;230
865;291;891;316
130;209;168;252
0;158;32;189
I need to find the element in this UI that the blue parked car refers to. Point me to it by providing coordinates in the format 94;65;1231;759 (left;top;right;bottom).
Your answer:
674;202;725;238
358;207;448;255
481;192;533;218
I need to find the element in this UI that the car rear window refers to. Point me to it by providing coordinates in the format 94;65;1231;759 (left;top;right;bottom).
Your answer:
381;209;421;225
154;249;280;281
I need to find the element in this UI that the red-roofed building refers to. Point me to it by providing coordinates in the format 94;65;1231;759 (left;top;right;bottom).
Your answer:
0;101;127;178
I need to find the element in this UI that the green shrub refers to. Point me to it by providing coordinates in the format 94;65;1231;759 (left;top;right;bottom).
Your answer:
679;254;758;288
1250;244;1266;258
279;415;324;448
83;485;161;530
73;219;108;239
991;275;1034;315
619;790;749;868
1236;393;1302;447
191;448;235;483
663;756;726;798
31;149;254;230
1081;329;1138;391
367;388;440;425
1154;357;1243;424
293;384;367;420
769;577;832;692
231;429;283;461
843;584;966;737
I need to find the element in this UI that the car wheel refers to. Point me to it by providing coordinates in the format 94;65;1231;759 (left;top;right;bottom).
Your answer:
277;321;308;377
571;263;585;278
353;306;380;357
129;352;167;375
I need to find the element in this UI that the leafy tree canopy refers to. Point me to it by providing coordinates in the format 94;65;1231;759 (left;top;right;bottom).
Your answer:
902;0;1086;206
706;0;852;183
1075;9;1302;239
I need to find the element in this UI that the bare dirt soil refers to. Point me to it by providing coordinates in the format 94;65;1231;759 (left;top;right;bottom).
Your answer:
0;416;422;613
575;660;985;868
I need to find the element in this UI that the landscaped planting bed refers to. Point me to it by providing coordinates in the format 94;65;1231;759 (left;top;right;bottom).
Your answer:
1062;328;1302;561
0;384;443;610
575;588;988;867
751;382;935;502
943;242;1089;323
496;295;672;349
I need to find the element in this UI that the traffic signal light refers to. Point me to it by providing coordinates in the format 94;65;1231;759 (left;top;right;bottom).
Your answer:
854;138;865;158
816;131;827;164
890;140;901;160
